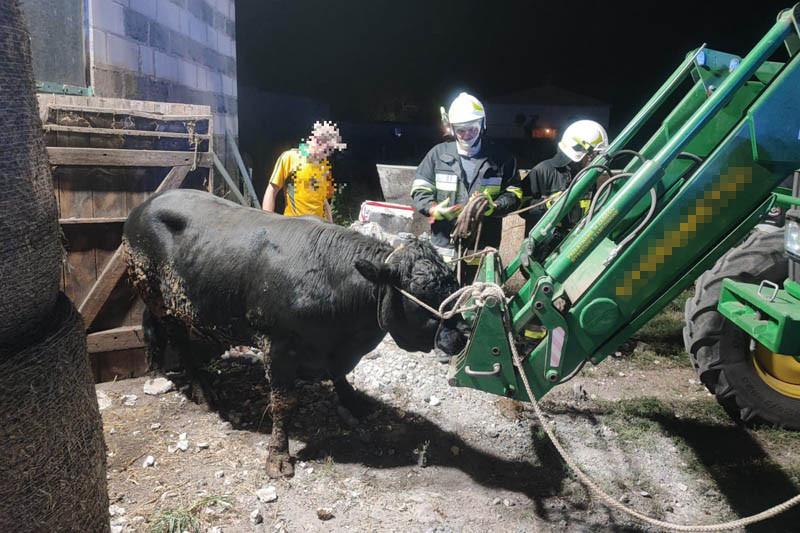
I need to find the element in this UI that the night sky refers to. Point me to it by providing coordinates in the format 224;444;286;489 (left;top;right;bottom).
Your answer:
236;0;793;133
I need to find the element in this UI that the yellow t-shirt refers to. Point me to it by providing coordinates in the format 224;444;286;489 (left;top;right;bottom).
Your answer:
269;149;334;218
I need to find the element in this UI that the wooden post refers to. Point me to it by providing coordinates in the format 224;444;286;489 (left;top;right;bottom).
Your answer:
212;152;248;206
226;130;259;207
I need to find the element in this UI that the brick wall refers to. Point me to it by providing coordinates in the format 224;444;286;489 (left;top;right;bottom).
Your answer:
89;0;238;165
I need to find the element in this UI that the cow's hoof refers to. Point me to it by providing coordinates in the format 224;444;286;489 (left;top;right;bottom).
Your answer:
265;451;294;478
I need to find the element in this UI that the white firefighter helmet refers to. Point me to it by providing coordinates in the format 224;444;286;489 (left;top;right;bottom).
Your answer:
448;92;486;154
558;120;609;162
448;92;486;126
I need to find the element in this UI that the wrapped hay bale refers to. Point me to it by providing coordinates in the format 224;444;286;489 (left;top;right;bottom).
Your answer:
0;1;63;344
0;293;109;531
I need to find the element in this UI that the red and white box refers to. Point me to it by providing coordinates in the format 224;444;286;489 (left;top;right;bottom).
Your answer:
358;201;416;235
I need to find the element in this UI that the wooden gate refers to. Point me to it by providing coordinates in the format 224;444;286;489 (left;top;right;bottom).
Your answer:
38;94;214;381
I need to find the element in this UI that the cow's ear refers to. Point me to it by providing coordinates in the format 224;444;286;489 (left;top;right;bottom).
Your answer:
355;259;396;284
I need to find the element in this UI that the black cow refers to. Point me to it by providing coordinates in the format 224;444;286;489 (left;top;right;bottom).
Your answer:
123;189;466;477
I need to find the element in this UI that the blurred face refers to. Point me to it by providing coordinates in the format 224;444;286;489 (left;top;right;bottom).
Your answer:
307;134;338;161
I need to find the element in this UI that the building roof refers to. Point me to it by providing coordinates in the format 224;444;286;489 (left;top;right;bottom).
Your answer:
490;85;607;107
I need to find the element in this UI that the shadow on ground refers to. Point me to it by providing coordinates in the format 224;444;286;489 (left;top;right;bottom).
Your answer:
546;399;800;532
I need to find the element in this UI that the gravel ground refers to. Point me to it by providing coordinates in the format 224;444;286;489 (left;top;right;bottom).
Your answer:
100;337;800;532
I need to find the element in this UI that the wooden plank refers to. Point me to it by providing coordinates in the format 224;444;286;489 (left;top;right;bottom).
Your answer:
59;217;127;224
92;167;128;332
47;147;212;167
87;326;145;353
90;349;149;382
44;124;211;140
78;165;192;328
45;104;211;122
56;165;96;305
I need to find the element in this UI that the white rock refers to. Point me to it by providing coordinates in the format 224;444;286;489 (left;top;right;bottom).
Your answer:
197;442;210;450
143;455;156;468
492;498;501;505
250;508;263;524
503;499;514;507
677;482;688;492
214;470;225;479
428;396;441;407
176;433;189;451
639;490;652;498
96;390;112;411
150;423;161;430
257;485;278;503
109;504;126;516
143;377;175;395
208;527;223;533
110;526;123;533
306;467;314;474
121;394;138;407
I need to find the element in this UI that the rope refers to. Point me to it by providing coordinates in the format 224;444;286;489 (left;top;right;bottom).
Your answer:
399;281;800;530
187;120;199;171
451;194;489;240
507;196;552;217
497;299;800;530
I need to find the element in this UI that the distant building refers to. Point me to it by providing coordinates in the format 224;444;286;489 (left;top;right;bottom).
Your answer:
486;85;610;141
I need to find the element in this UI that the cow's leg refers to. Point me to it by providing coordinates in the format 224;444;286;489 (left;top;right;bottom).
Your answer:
261;337;296;478
142;308;167;371
333;377;371;418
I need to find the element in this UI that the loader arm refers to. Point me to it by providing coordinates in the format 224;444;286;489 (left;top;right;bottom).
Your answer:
449;4;800;401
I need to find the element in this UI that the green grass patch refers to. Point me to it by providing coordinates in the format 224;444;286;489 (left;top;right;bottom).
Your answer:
147;495;232;533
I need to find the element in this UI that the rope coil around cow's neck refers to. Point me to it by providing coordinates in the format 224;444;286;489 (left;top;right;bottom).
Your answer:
376;244;500;331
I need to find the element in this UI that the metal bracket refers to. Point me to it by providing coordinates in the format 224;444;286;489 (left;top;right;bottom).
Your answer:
464;363;501;377
757;280;780;302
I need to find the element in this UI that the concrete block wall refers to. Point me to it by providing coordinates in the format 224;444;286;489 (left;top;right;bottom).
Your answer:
89;0;238;165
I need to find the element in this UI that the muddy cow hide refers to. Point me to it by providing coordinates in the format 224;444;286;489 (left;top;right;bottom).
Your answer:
123;189;466;477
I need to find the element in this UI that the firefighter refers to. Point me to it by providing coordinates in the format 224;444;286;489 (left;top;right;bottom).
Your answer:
411;92;522;265
522;119;609;236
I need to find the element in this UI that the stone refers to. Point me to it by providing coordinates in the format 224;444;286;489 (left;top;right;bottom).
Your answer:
96;390;112;411
197;442;210;450
257;485;278;503
109;504;125;516
122;394;138;406
144;377;175;395
316;507;335;521
143;455;156;468
214;470;225;479
428;396;441;407
250;508;263;524
150;423;162;430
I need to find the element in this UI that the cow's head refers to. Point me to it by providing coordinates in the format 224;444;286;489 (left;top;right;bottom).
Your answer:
355;238;469;355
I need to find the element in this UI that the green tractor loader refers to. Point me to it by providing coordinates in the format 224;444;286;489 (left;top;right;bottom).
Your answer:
448;4;800;429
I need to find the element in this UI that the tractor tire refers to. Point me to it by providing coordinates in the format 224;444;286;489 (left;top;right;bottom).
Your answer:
683;227;800;428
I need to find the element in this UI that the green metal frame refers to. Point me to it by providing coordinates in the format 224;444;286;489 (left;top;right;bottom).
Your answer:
718;279;800;356
36;81;94;96
450;4;800;401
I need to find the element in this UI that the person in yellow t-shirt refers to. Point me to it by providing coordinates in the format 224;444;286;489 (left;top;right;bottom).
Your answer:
262;121;347;221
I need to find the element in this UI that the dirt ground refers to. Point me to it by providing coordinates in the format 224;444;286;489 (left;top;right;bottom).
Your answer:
101;309;800;533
